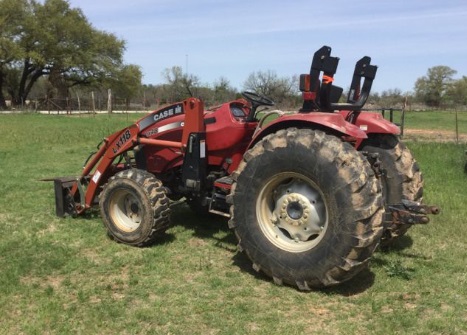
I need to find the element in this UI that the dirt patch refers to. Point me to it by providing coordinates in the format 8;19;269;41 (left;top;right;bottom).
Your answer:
402;128;467;143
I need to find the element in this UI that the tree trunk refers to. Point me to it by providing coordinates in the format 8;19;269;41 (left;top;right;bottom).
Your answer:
17;59;32;106
22;69;43;104
13;58;44;107
0;72;7;110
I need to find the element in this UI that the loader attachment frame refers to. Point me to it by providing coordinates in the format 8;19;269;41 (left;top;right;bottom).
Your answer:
53;177;81;217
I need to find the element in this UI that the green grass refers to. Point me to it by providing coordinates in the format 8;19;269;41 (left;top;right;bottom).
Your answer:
0;113;466;334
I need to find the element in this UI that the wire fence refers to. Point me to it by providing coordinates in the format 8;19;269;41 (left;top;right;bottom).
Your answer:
380;108;467;144
31;97;149;114
2;96;466;143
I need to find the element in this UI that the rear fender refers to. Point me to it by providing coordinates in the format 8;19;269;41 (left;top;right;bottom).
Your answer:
339;110;401;137
248;112;368;150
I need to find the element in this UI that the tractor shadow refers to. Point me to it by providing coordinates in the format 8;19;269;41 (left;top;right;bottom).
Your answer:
379;235;414;252
169;203;275;273
169;203;237;249
167;204;421;296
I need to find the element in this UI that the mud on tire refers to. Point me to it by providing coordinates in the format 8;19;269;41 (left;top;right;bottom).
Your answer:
228;128;384;290
361;134;423;246
99;169;171;247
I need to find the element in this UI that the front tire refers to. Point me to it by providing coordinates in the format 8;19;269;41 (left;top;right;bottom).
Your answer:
229;128;384;290
99;169;171;247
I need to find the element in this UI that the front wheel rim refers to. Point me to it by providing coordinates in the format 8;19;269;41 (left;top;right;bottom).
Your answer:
109;189;143;232
256;172;328;253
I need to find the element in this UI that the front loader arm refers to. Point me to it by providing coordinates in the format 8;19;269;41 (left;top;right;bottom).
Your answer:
76;125;140;213
53;97;205;217
79;125;186;211
51;126;141;216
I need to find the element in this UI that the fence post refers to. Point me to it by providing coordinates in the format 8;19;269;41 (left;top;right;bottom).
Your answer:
400;108;405;138
107;89;112;114
76;92;81;113
66;97;70;114
91;91;96;114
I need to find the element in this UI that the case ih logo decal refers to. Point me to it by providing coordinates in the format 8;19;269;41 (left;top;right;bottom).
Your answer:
138;103;184;130
153;104;183;122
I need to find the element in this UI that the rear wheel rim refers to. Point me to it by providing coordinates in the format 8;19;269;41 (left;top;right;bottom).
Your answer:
256;172;328;253
109;189;142;232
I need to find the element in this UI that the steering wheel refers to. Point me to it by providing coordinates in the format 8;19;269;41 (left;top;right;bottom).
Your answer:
241;91;275;121
242;91;275;107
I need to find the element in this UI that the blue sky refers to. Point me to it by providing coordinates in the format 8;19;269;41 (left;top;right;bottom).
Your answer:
68;0;467;93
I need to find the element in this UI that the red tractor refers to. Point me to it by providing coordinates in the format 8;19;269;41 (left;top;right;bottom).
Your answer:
53;46;438;290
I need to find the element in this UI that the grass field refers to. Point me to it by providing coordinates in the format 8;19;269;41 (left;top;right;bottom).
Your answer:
0;112;466;334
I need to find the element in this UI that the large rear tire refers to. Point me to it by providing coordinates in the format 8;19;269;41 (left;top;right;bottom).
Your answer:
228;128;384;290
361;134;423;246
99;169;171;247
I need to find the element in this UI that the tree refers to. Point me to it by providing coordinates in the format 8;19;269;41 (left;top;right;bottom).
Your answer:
0;0;127;108
414;66;457;107
213;76;237;103
243;70;298;107
109;64;143;108
0;0;28;108
379;88;405;107
162;66;200;102
446;76;467;106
